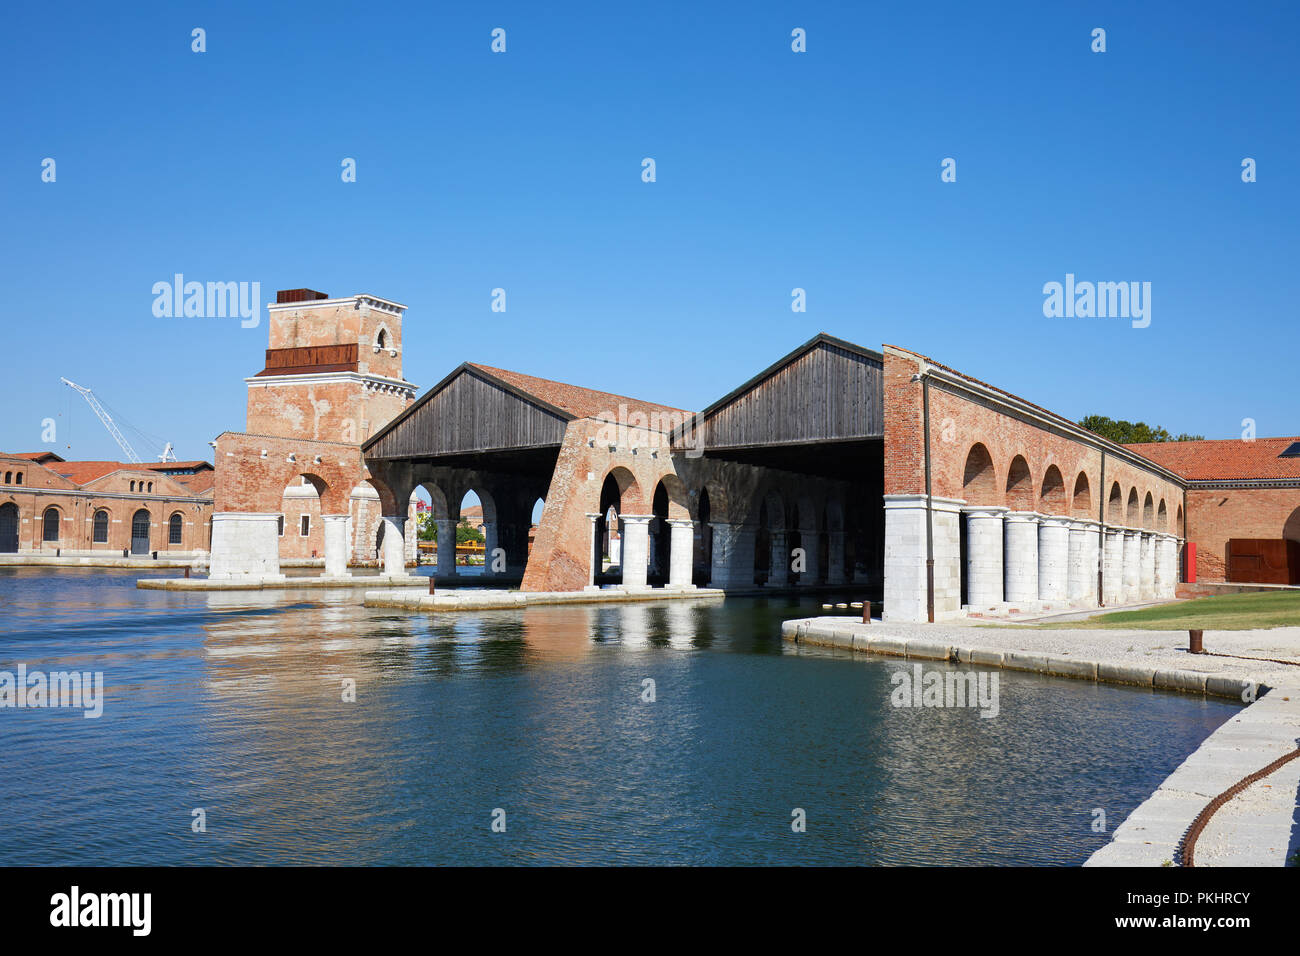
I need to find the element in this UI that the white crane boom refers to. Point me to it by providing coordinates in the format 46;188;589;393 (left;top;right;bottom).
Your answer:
60;377;142;463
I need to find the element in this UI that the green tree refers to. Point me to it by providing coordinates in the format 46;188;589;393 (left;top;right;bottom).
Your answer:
1079;415;1203;444
456;520;484;544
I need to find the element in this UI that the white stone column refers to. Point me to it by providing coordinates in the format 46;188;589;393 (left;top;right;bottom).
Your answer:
323;514;352;578
380;514;406;577
1003;511;1040;604
1153;533;1169;600
964;507;1006;608
667;519;695;589
1068;519;1101;605
436;519;456;578
1163;536;1180;598
1037;516;1070;603
208;512;284;581
884;495;964;622
585;513;602;589
797;527;820;585
1122;530;1141;604
619;515;653;589
708;522;755;589
768;530;789;587
1140;532;1156;600
1102;528;1124;605
827;531;846;585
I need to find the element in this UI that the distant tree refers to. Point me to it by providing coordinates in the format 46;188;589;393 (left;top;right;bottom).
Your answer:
1080;415;1204;444
456;520;485;545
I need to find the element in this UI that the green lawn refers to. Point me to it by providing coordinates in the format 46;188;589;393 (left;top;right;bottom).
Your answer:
1034;590;1300;630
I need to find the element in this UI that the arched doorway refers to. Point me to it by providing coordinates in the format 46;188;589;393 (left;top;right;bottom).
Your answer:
0;502;18;553
130;509;151;554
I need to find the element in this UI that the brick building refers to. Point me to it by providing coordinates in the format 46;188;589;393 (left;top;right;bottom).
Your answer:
203;294;1297;617
208;289;417;580
0;452;213;556
1125;437;1300;585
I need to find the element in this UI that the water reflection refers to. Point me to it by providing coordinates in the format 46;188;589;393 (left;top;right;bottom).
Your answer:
0;569;1239;866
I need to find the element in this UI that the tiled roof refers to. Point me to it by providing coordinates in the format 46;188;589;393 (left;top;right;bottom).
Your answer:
468;363;691;423
1124;437;1300;481
9;451;65;463
47;461;165;485
145;461;213;472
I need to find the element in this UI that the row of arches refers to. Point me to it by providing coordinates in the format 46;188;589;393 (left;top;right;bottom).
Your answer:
0;501;185;554
962;443;1183;533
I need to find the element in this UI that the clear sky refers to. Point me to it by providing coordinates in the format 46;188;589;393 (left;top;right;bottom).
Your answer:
3;0;1296;463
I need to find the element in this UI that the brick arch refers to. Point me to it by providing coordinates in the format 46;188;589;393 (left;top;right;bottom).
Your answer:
1040;464;1066;515
599;466;646;514
1142;492;1155;529
694;479;730;524
415;480;453;520
1006;456;1034;510
1157;498;1168;530
1126;487;1140;527
962;443;997;504
1072;471;1092;518
1107;482;1124;524
760;486;787;530
652;474;690;520
1284;506;1300;543
795;493;822;531
1176;503;1184;537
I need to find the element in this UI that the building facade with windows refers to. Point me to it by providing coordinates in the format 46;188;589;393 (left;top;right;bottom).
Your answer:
0;452;214;557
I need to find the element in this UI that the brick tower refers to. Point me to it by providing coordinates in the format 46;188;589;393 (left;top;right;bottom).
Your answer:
208;289;417;580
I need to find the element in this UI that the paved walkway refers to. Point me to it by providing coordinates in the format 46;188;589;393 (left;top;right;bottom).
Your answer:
365;585;726;610
783;615;1300;867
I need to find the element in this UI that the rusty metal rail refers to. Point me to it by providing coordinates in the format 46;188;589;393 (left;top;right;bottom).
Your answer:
1179;745;1300;867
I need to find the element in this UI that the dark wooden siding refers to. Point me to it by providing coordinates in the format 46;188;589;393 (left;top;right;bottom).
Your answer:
366;370;567;458
701;341;883;448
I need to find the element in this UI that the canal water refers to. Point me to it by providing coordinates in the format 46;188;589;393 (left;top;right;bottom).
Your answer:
0;568;1237;866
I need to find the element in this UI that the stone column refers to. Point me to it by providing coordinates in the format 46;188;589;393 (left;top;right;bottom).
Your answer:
1164;536;1180;598
797;527;821;585
1153;533;1169;600
208;512;284;581
323;514;352;578
482;520;500;577
826;531;847;585
619;515;653;589
1003;511;1039;604
436;519;456;579
708;521;755;589
667;519;695;589
1102;528;1124;605
1068;519;1101;605
1037;516;1070;603
585;513;601;589
964;507;1006;608
1122;530;1141;604
380;514;406;577
1140;533;1156;601
768;530;789;587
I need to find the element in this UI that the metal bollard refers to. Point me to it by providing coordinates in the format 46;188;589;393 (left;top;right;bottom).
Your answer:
1189;629;1204;654
862;600;871;625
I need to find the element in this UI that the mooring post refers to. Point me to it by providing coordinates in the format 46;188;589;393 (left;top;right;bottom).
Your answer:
184;566;190;578
862;600;871;625
428;576;436;596
1189;629;1204;654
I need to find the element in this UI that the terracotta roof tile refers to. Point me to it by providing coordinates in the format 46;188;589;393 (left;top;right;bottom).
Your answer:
468;363;691;424
1124;437;1300;481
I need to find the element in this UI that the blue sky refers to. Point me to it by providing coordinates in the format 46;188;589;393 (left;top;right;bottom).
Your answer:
3;0;1296;462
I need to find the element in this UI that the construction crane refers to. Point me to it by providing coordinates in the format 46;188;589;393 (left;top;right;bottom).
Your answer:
60;378;177;463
